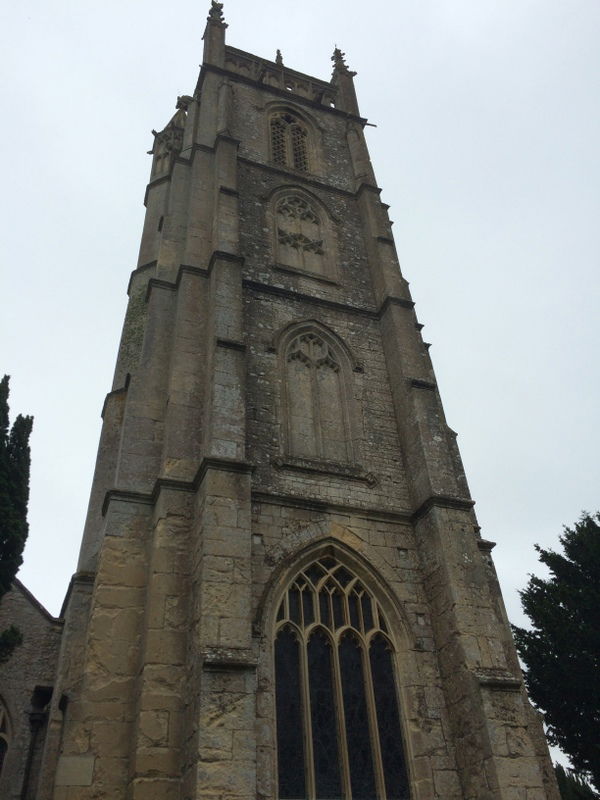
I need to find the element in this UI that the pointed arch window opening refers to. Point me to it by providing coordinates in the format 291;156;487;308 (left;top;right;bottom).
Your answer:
285;332;353;464
270;112;310;172
274;558;410;800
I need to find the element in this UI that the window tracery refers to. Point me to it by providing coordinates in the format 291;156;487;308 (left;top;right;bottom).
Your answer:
285;331;350;462
270;112;310;172
275;196;326;276
274;557;410;800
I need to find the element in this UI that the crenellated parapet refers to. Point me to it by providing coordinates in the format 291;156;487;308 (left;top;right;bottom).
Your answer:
223;45;339;109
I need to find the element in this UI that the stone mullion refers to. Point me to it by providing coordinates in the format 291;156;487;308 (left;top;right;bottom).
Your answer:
360;636;387;800
331;633;352;800
309;363;324;459
299;629;316;800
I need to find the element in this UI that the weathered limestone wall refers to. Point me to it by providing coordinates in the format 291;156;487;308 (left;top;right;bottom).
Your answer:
0;582;62;800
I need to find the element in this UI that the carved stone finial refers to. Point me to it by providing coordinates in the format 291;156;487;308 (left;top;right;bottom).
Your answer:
331;46;356;77
207;0;225;23
176;95;193;111
276;49;283;66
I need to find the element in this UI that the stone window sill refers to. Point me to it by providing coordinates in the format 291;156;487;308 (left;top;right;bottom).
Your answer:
272;455;377;487
272;262;339;285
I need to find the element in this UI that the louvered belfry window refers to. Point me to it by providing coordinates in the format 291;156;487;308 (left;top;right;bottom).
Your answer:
275;557;410;800
270;112;310;172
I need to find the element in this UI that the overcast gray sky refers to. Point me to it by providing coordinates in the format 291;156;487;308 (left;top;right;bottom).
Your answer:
2;0;599;675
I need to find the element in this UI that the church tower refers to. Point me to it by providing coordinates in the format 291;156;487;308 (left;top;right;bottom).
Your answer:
20;3;558;798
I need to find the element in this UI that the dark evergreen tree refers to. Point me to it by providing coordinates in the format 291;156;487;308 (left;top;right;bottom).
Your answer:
0;375;33;662
555;763;598;800
512;514;600;791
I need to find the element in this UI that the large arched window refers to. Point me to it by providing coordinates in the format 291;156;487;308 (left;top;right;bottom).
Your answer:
270;111;310;172
0;700;10;779
274;556;410;800
284;328;352;462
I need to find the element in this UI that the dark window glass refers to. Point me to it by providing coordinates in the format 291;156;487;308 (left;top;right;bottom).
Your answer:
319;591;331;629
378;608;387;633
349;592;360;630
361;593;374;633
308;630;342;799
332;590;345;629
275;628;306;799
302;589;315;626
289;587;301;624
370;635;410;800
339;633;377;800
0;738;7;776
276;560;410;800
306;563;324;585
335;567;353;587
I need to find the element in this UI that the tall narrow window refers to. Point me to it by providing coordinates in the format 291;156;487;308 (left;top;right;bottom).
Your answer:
285;331;350;462
274;557;410;800
270;112;310;172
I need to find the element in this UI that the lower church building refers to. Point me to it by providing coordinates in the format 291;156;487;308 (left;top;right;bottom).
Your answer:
0;3;559;798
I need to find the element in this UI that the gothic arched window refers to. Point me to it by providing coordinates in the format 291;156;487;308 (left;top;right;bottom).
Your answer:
284;330;352;462
276;195;326;276
0;701;10;779
274;557;410;800
270;112;310;172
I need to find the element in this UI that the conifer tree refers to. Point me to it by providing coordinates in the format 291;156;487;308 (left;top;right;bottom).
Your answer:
0;375;33;662
555;764;598;800
512;514;600;791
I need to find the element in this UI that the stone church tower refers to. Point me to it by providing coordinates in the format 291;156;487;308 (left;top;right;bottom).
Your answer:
0;3;559;799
